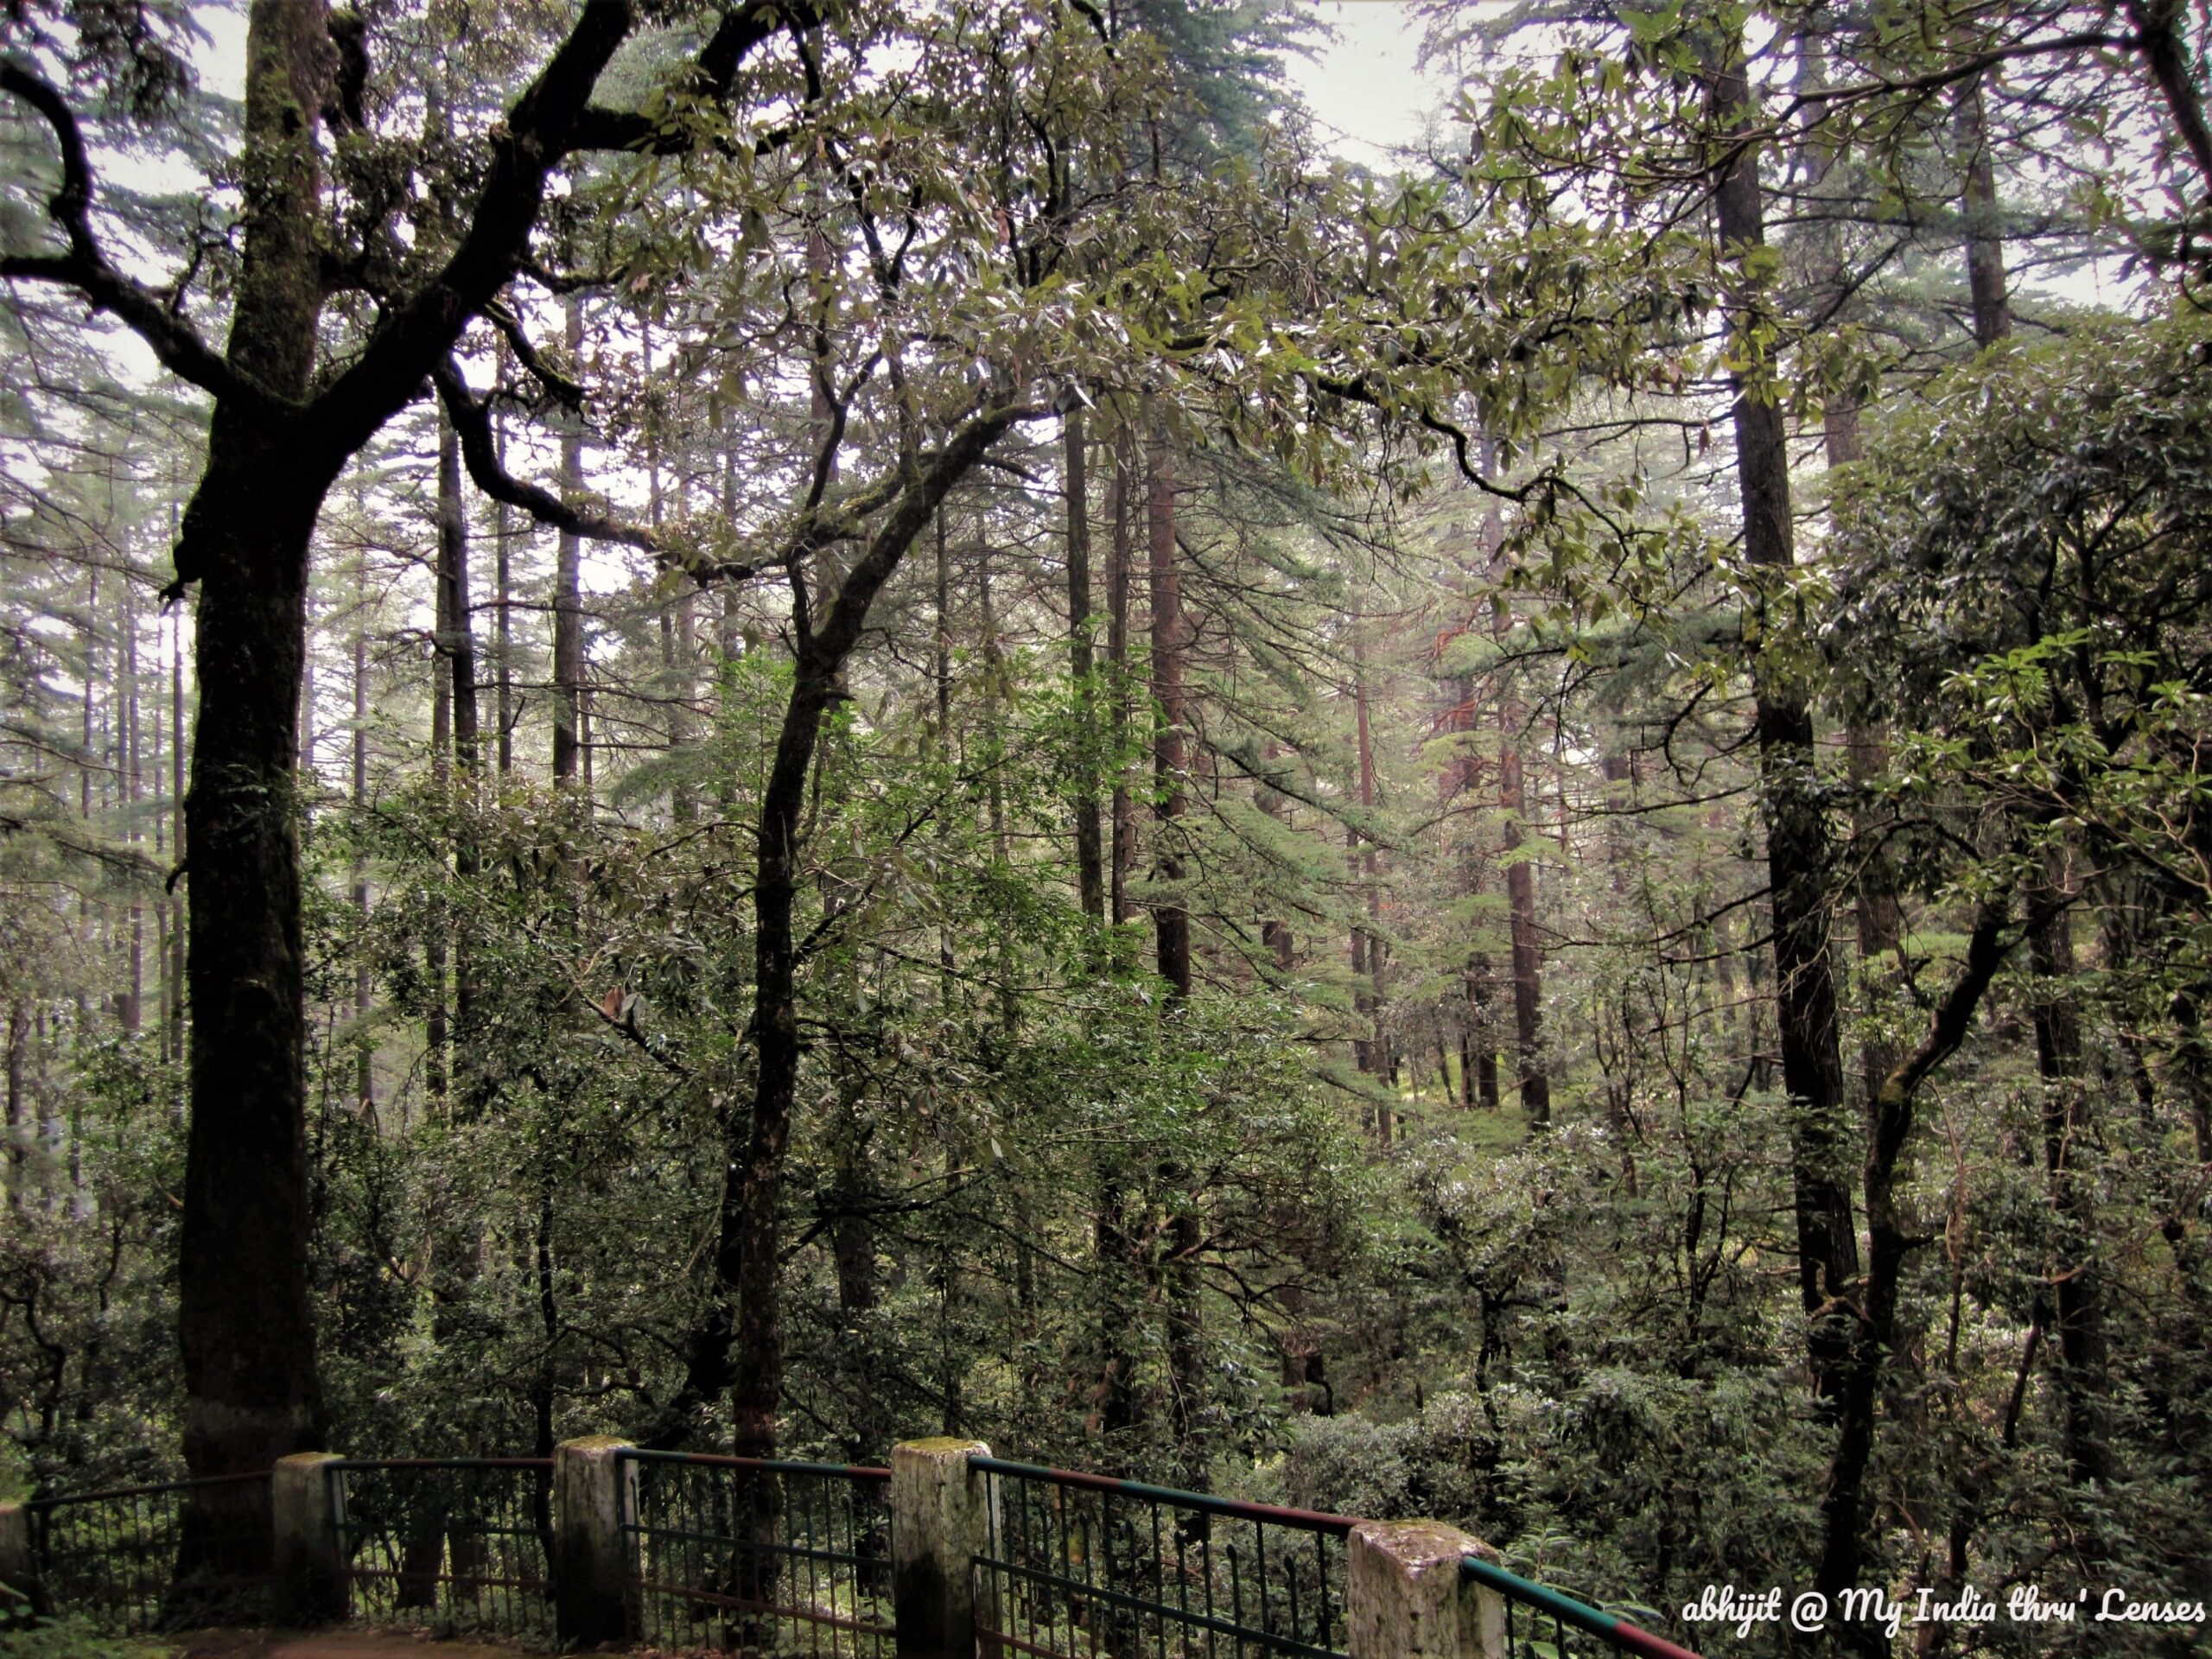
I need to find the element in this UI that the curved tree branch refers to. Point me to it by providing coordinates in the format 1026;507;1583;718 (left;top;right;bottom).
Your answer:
0;60;298;417
434;357;797;586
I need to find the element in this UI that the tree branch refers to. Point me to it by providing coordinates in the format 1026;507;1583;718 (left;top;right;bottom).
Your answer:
312;0;797;461
434;357;656;550
808;399;1047;671
0;60;296;417
2126;0;2212;202
483;298;584;406
434;358;794;586
569;0;809;153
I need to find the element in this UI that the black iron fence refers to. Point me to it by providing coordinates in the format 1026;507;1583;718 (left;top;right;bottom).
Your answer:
969;1458;1352;1659
327;1456;554;1639
10;1446;1703;1659
20;1471;273;1633
618;1449;894;1659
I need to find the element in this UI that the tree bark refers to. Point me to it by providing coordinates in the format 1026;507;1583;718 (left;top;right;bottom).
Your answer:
1066;409;1106;929
1147;424;1190;996
1707;38;1859;1403
552;297;585;786
1108;435;1135;930
1956;76;2012;348
175;0;337;1503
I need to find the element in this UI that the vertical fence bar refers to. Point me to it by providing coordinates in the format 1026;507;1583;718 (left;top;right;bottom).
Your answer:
617;1449;893;1657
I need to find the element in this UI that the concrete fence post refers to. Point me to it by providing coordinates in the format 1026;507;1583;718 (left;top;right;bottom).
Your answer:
272;1452;348;1625
1348;1522;1504;1659
0;1499;41;1618
892;1438;997;1659
555;1434;639;1646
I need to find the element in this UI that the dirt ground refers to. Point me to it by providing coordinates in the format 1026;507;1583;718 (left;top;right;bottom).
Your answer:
168;1632;537;1659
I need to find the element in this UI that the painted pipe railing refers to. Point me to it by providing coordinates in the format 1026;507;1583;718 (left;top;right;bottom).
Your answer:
1459;1554;1701;1659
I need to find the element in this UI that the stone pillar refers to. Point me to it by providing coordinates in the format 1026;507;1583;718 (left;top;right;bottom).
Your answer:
1;1500;42;1618
555;1434;639;1646
272;1452;347;1625
1347;1521;1503;1659
892;1438;996;1659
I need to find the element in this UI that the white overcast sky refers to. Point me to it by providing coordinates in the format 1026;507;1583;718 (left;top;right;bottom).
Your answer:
1287;3;1451;162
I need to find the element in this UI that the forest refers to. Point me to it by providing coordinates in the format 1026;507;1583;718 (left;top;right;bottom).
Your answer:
2;0;2210;1650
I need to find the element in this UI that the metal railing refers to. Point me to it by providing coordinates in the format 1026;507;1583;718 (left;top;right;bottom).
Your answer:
618;1448;894;1659
1459;1556;1700;1659
22;1471;273;1633
969;1458;1353;1659
327;1456;554;1638
10;1444;1700;1659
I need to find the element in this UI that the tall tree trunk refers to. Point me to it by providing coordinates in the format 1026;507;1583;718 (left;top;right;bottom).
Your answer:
84;563;98;826
5;1002;24;1205
1815;906;2015;1621
1092;423;1144;1449
552;297;585;786
436;408;480;1082
1143;420;1205;1482
353;543;373;1112
123;569;143;1034
427;432;453;1105
1108;435;1135;931
169;601;186;1068
1147;424;1189;996
155;604;170;1046
933;511;956;990
1706;37;1859;1407
1799;15;1908;1116
1499;727;1549;1127
1258;743;1297;973
1066;409;1106;929
298;591;315;777
1956;75;2012;348
2028;891;2108;1485
1350;617;1390;1140
657;411;1025;1456
494;391;515;777
176;0;336;1518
